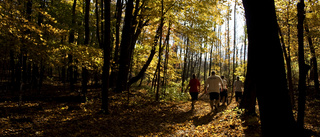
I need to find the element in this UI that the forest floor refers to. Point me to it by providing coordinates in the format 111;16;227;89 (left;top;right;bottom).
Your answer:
0;85;319;136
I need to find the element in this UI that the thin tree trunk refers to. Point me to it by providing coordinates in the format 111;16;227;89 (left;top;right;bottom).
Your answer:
244;26;247;75
101;0;111;114
181;37;189;92
209;41;213;75
128;21;164;86
69;0;77;92
297;0;310;133
204;46;207;82
278;23;294;107
232;1;237;91
100;0;104;48
286;0;294;108
227;1;230;81
82;0;90;102
156;0;164;101
163;22;171;94
109;0;123;88
114;0;122;64
305;26;319;93
96;0;101;46
198;50;202;79
218;26;222;76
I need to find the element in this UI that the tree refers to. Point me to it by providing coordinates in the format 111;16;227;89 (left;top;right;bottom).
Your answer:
242;0;296;135
297;0;310;133
115;0;134;92
68;0;77;92
305;25;319;93
127;22;164;87
155;0;165;101
82;0;90;102
101;0;111;114
278;22;294;107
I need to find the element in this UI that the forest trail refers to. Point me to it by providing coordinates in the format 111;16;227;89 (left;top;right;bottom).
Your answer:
0;89;261;136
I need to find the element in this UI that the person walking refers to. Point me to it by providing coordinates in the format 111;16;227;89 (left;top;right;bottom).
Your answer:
205;71;224;112
233;76;243;105
220;76;228;106
185;74;201;110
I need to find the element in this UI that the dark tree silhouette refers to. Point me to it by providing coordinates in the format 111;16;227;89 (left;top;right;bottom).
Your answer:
101;0;111;114
115;0;134;92
297;0;310;133
242;0;296;135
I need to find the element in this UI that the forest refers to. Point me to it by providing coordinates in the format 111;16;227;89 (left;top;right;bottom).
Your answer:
0;0;319;136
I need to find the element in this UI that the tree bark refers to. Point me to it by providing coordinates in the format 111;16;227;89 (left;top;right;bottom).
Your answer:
82;0;90;102
286;0;294;107
232;1;237;91
181;37;189;92
128;21;164;86
278;23;294;108
68;0;77;92
242;0;296;135
297;0;310;133
109;0;123;88
156;0;164;101
115;0;134;92
305;26;319;93
101;0;111;114
163;22;171;94
95;0;101;46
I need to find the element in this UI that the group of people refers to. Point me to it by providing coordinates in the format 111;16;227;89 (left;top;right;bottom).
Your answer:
185;71;243;112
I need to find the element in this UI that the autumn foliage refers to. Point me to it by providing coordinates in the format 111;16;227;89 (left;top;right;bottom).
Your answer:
1;0;320;136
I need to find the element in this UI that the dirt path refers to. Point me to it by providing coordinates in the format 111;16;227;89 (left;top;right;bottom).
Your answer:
163;96;257;136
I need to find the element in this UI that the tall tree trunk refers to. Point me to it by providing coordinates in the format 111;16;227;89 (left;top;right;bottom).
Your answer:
204;45;207;82
242;0;296;135
297;0;310;133
109;0;123;88
240;66;256;115
181;37;189;92
163;23;171;94
239;22;256;114
156;0;164;101
19;0;32;104
305;26;319;93
82;0;90;102
218;27;222;76
114;0;123;64
243;26;247;75
232;1;237;91
68;0;77;92
209;41;213;76
100;0;104;48
115;0;134;92
96;0;101;46
227;1;230;82
101;0;111;114
278;23;294;108
286;0;294;108
198;50;202;79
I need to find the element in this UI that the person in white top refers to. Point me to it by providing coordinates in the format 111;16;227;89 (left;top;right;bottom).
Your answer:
233;76;243;104
205;71;224;112
220;76;228;106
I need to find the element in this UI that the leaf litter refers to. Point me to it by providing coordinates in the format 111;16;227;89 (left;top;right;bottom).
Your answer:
0;88;319;136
